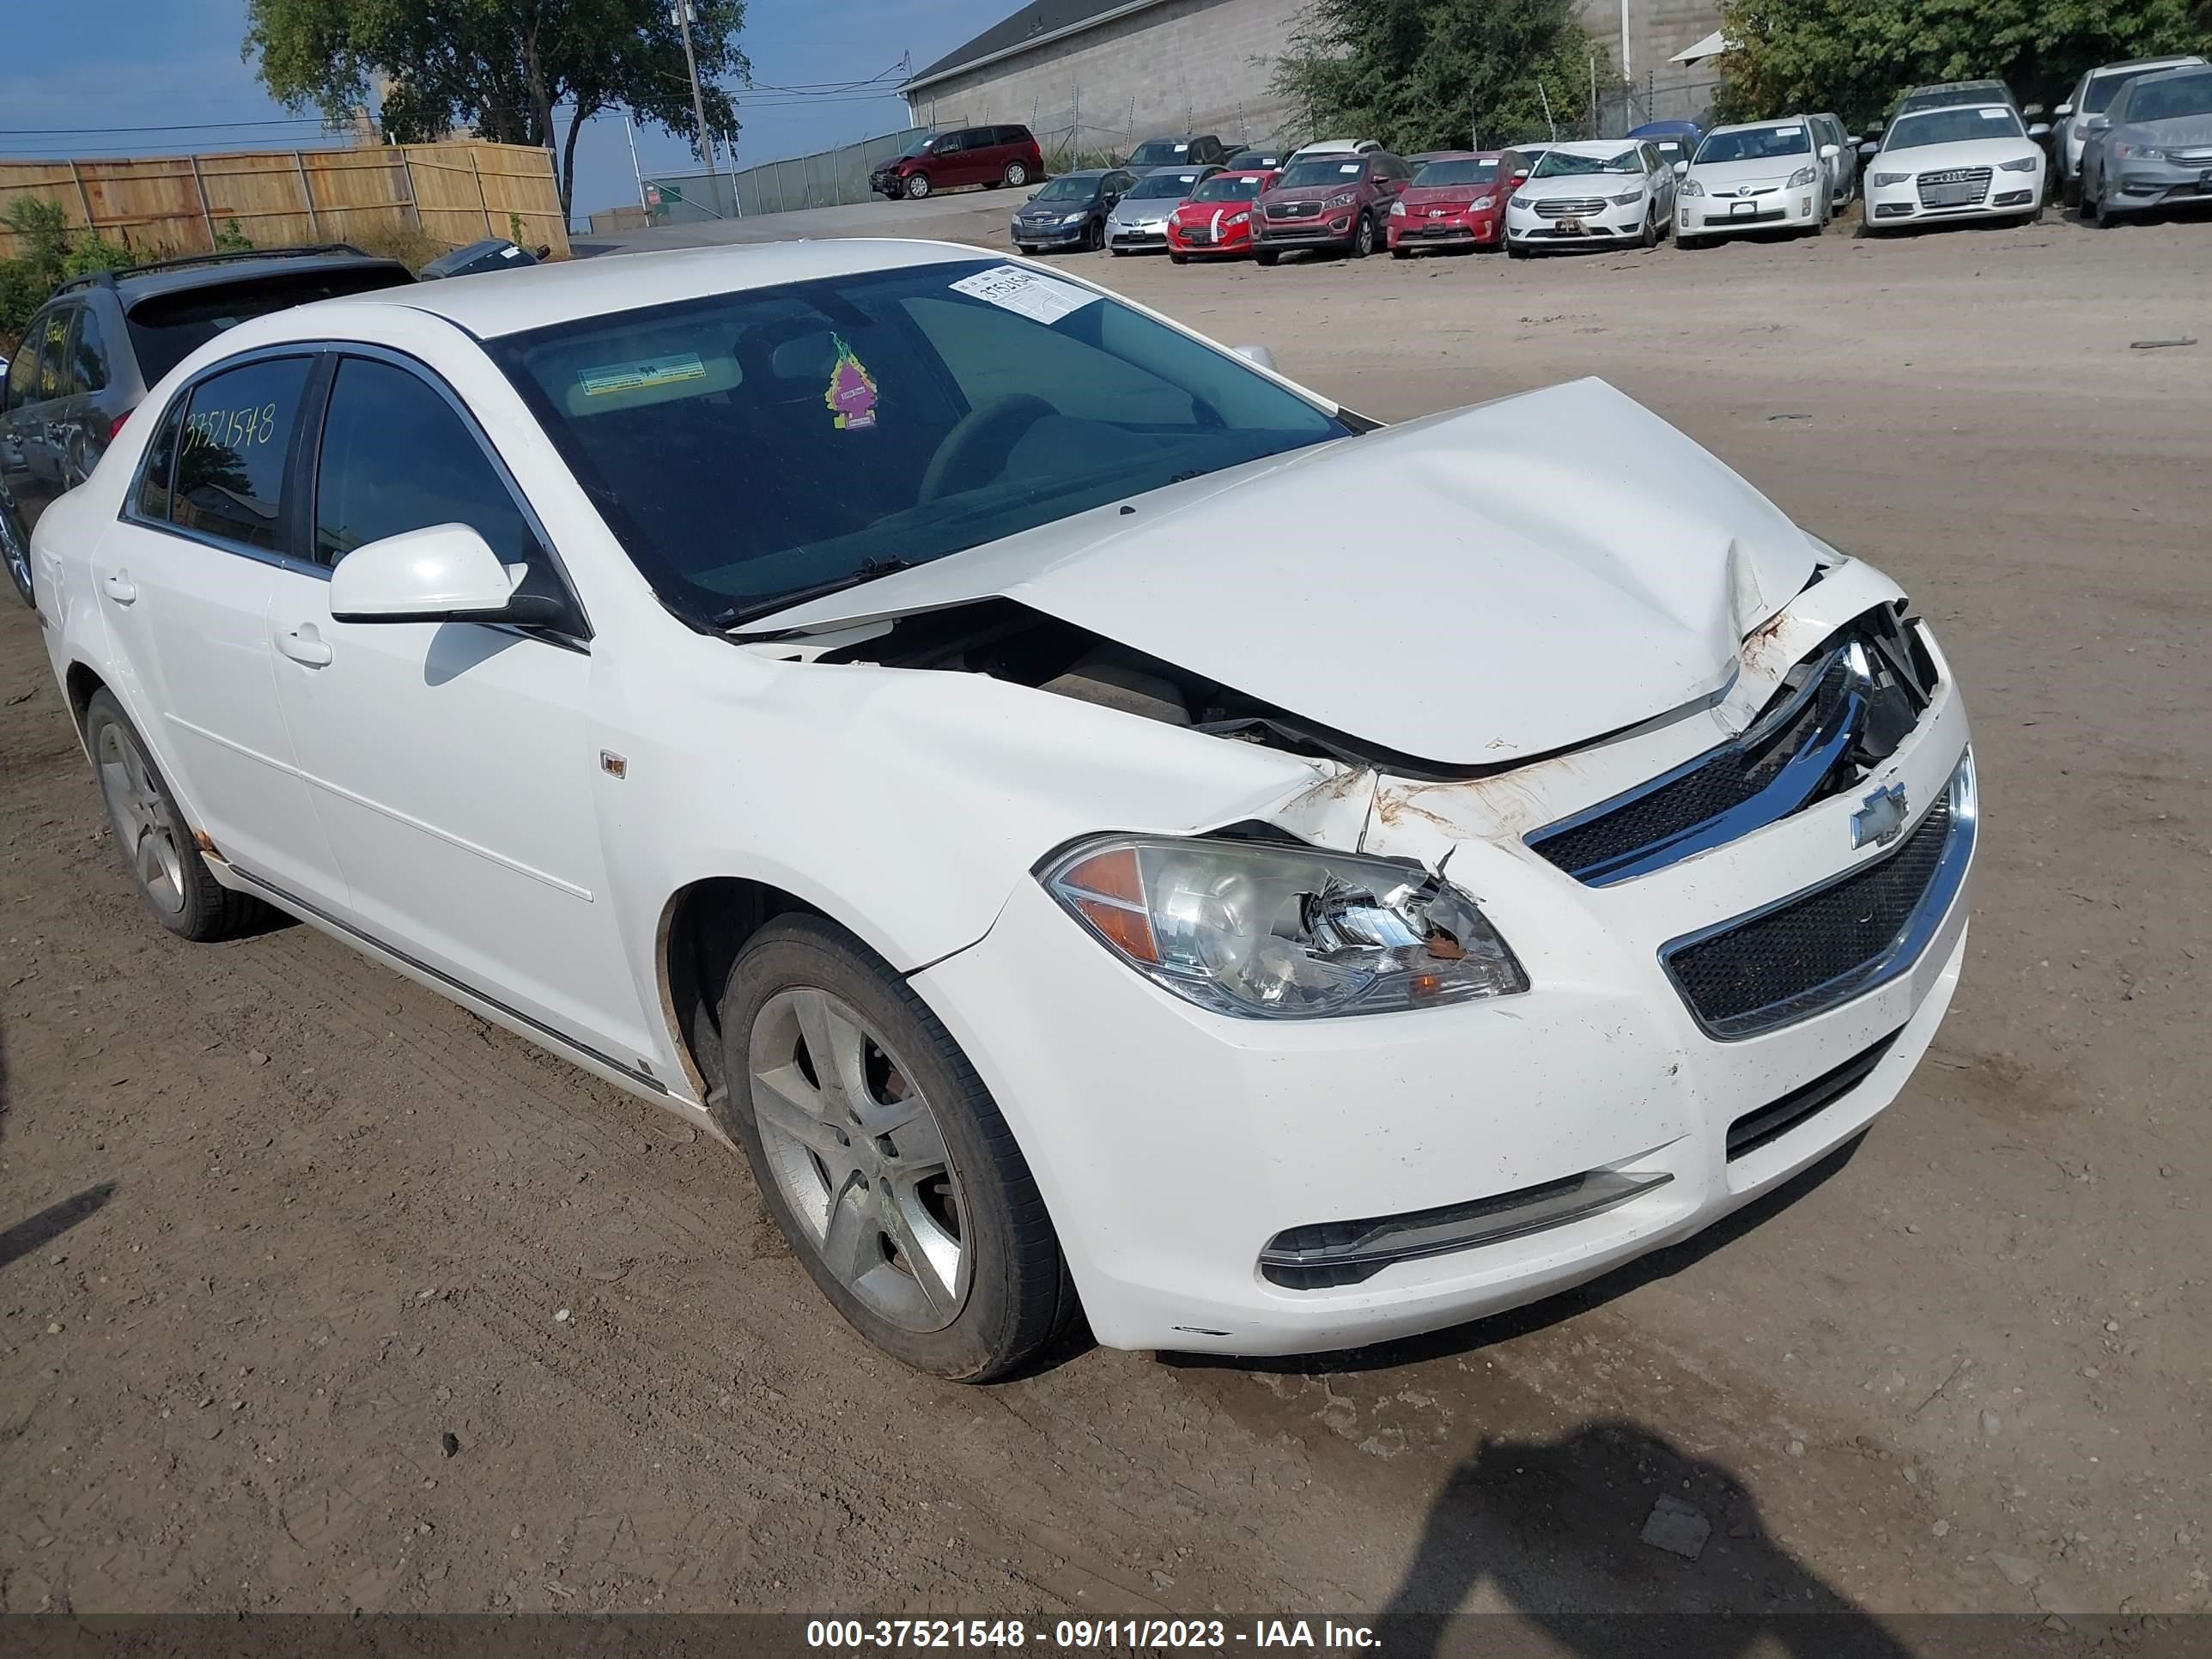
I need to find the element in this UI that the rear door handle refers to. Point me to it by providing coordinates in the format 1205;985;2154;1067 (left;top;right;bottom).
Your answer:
277;623;333;668
101;569;136;605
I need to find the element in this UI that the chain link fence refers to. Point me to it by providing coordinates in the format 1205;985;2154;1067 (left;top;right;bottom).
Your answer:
1486;76;1722;149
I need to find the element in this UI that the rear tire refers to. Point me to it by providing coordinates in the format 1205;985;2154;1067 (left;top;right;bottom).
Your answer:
1002;161;1028;188
82;690;267;942
716;916;1079;1382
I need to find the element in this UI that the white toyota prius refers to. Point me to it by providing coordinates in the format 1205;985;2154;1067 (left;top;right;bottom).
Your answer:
29;241;1975;1380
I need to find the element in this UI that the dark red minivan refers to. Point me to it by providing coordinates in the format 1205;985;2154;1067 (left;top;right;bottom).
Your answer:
870;125;1046;200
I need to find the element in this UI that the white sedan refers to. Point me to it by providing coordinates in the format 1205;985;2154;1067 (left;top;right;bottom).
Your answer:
1504;138;1677;253
1674;118;1834;247
31;241;1974;1379
1863;104;2048;230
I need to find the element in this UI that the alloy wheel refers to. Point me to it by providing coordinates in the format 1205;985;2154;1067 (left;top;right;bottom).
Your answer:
96;721;186;915
749;987;973;1333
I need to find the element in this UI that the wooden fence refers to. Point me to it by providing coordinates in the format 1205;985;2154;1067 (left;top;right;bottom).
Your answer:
0;142;570;261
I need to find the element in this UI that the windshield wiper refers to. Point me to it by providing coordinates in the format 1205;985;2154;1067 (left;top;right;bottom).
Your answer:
712;557;915;630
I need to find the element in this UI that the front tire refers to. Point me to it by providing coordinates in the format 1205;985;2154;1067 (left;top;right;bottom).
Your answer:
1505;238;1530;258
717;917;1077;1382
1348;214;1375;258
82;690;266;941
1169;252;1188;264
1640;207;1660;249
1254;249;1279;266
905;173;932;200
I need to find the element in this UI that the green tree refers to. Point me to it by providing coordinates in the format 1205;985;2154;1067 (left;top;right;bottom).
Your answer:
0;198;136;346
1714;0;2212;125
245;0;752;216
1273;0;1608;155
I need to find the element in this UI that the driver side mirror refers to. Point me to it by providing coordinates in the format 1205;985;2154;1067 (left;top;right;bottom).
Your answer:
2084;112;2110;131
1858;141;1879;157
329;524;562;627
1673;159;1688;175
2027;122;2051;139
2055;102;2074;118
1819;143;1840;161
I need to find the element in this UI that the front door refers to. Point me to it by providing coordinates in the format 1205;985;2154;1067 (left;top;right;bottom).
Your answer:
264;351;657;1071
95;354;346;911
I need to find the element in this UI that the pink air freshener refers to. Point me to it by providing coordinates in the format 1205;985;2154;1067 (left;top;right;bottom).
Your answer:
825;335;878;430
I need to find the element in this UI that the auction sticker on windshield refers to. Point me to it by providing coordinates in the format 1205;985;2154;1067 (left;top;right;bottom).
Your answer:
579;353;708;398
948;264;1100;325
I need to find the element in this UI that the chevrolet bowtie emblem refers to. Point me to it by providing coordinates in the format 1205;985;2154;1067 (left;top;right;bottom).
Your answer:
1851;782;1909;848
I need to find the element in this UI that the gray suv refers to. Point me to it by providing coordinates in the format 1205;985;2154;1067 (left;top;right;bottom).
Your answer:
3;244;412;605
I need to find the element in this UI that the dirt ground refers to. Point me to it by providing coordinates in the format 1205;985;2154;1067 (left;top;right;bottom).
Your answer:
3;204;2209;1625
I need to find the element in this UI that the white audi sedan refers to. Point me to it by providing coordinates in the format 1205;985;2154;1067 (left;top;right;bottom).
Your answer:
30;242;1975;1380
1503;138;1678;253
1863;103;2049;230
1674;118;1835;247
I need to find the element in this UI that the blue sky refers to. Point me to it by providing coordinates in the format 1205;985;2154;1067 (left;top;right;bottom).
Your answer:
2;0;1010;222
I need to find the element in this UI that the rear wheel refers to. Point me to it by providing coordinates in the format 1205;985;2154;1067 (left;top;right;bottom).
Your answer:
82;690;265;942
905;173;932;200
1002;161;1028;188
717;917;1078;1382
1;505;31;607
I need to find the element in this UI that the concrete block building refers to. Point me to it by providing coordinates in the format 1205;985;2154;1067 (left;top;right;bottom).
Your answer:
899;0;1725;152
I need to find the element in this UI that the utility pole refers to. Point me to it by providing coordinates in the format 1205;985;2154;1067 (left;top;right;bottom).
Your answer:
673;2;718;185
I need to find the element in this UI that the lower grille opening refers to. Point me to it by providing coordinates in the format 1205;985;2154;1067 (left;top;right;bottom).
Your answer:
1260;1167;1672;1291
1726;1030;1903;1160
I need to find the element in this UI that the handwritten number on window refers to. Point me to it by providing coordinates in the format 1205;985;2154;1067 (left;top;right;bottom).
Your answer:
183;402;278;453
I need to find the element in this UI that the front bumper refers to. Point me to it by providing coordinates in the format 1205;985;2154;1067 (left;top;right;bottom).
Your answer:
1253;212;1358;249
1106;220;1172;250
1012;220;1091;246
1166;222;1253;254
915;637;1975;1356
1865;173;2042;224
1677;184;1820;235
1504;200;1645;245
1389;212;1500;249
2103;160;2212;213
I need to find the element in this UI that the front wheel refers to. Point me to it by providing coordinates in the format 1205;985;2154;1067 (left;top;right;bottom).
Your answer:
904;173;932;200
1169;252;1188;264
82;690;266;941
1676;231;1704;251
1640;208;1660;249
1348;214;1375;258
0;503;32;607
1389;244;1412;259
1505;238;1529;258
1002;161;1028;188
718;917;1078;1382
1254;249;1279;266
2060;174;2081;209
1083;219;1103;252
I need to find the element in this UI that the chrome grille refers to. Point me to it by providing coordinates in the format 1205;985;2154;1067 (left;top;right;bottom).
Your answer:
1534;197;1607;217
1528;606;1939;886
1917;167;1991;207
1265;200;1321;221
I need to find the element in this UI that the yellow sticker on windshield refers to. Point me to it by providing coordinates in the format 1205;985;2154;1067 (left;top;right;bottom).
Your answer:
824;334;878;431
577;353;707;398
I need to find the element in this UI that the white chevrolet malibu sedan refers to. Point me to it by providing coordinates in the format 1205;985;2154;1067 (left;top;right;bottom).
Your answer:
30;241;1975;1380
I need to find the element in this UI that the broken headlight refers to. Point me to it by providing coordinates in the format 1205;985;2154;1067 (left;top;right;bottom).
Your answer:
1042;836;1528;1019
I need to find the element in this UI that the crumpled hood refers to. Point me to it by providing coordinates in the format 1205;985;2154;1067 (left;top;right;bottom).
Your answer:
1511;173;1645;201
744;378;1818;768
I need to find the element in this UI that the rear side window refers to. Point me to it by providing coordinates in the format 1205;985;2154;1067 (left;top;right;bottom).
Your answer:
6;330;40;410
38;307;77;400
136;396;185;520
125;266;410;387
313;356;538;567
170;356;313;551
72;306;112;394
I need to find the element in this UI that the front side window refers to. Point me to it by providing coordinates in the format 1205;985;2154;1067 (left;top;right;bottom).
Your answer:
313;356;538;568
1884;106;2024;149
170;356;313;551
492;259;1348;628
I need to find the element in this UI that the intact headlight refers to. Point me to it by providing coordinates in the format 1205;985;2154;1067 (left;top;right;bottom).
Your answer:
1472;194;1496;210
1609;189;1644;205
1323;191;1358;209
1389;199;1407;216
1788;166;1818;188
1224;210;1250;227
2112;143;2164;161
1871;171;1910;186
1061;211;1089;224
1042;837;1528;1019
1679;178;1705;196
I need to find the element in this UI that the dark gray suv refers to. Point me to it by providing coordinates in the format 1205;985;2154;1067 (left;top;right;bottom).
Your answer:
3;244;413;605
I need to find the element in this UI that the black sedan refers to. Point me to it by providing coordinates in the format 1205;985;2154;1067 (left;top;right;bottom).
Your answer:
1010;167;1137;253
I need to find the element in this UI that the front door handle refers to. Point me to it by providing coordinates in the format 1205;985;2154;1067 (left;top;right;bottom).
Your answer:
277;623;333;668
101;569;136;605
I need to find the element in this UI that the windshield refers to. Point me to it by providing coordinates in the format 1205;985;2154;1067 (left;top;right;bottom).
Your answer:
1127;171;1204;199
1277;158;1366;189
1227;150;1279;168
1030;175;1097;202
1127;139;1194;167
1532;148;1642;177
1885;106;2025;149
1693;125;1812;164
2125;71;2212;122
895;131;934;157
1192;174;1262;202
491;259;1348;628
2082;71;2141;114
1412;158;1498;185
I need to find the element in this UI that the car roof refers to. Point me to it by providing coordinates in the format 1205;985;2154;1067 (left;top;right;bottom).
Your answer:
2089;55;2204;74
308;239;989;341
1893;101;2015;122
1542;138;1647;156
58;248;410;309
1627;119;1701;136
1411;150;1486;162
2123;64;2212;94
1704;117;1812;135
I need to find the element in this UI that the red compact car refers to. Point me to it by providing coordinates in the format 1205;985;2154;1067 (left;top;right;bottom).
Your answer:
1164;169;1276;260
1388;150;1509;255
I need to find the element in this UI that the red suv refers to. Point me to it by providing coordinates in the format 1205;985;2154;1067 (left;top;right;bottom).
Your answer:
1251;150;1413;263
870;125;1044;200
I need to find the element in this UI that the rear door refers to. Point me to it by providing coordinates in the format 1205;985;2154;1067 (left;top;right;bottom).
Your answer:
265;349;655;1068
15;306;80;530
1;320;52;585
96;352;346;909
